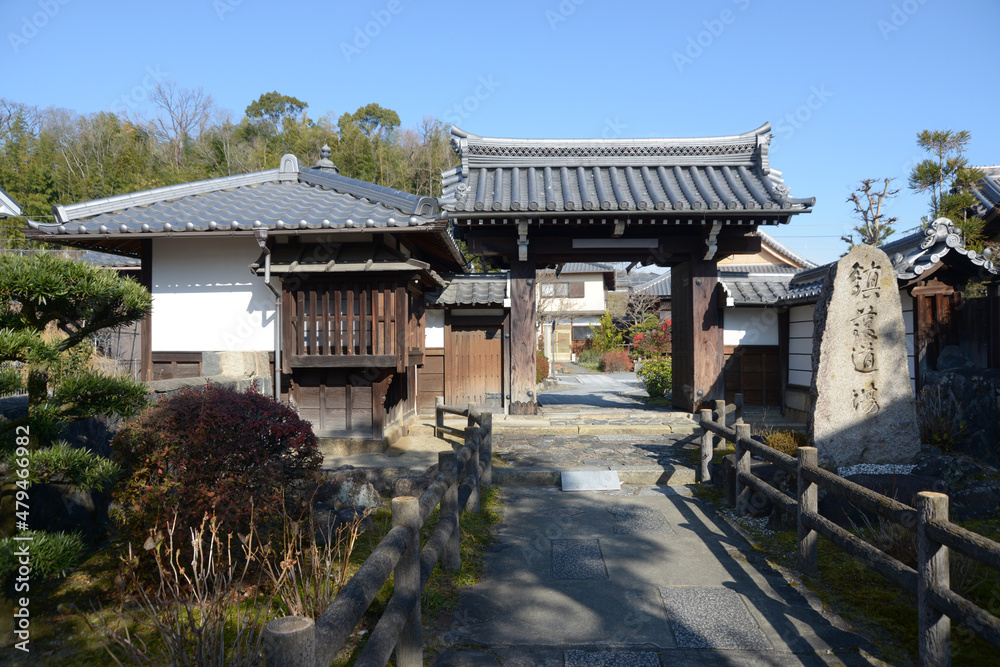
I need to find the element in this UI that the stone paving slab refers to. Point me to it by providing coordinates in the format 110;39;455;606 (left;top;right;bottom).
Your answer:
438;487;873;666
606;505;674;534
658;587;772;650
552;539;609;579
564;649;661;666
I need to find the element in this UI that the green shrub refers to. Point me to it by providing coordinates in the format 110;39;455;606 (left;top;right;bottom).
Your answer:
764;430;807;457
599;350;633;372
915;385;967;452
111;384;322;545
589;311;624;352
11;440;120;490
0;530;84;580
536;352;549;384
637;358;672;398
577;345;601;365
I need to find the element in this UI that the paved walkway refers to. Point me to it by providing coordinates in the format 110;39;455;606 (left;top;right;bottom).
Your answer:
434;485;872;666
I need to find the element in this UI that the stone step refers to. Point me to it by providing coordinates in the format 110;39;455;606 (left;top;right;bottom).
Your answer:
493;465;697;487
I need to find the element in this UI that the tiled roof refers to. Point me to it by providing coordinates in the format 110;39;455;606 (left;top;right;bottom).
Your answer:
782;217;999;305
637;271;672;298
549;262;614;274
721;277;793;305
755;229;816;268
431;274;508;306
79;250;140;267
971;166;1000;216
28;156;440;236
440;124;815;216
0;187;20;218
718;264;802;275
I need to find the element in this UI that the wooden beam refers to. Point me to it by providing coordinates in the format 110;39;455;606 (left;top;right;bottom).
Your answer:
290;354;397;368
509;253;537;415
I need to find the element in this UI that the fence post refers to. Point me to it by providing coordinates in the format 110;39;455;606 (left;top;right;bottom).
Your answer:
392;496;422;667
263;616;315;667
480;412;493;486
699;409;712;483
439;451;460;572
917;491;950;667
734;393;744;424
434;396;444;439
734;423;751;514
713;398;726;448
797;447;818;574
466;427;481;513
467;402;477;430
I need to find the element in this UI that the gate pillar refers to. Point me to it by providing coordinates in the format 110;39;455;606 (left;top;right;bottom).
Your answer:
671;256;724;412
509;253;537;415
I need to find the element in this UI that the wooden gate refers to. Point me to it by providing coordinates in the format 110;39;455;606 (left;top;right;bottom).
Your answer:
724;345;781;407
447;324;503;410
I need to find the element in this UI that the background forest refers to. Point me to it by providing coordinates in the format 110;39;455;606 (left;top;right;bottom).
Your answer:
0;86;458;249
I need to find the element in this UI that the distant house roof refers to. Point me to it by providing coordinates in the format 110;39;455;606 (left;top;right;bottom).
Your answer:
637;271;672;298
0;188;21;218
79;250;141;268
430;274;508;306
26;155;464;269
721;276;794;305
782;217;998;305
440;123;815;217
755;229;816;268
554;262;613;274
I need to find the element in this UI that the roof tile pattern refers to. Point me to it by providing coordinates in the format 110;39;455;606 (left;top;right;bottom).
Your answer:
28;158;442;238
433;275;508;306
971;166;1000;214
441;124;815;215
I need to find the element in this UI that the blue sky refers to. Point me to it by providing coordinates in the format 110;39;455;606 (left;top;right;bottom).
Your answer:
3;0;998;265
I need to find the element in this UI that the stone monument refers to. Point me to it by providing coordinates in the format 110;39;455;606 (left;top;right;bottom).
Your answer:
808;244;920;467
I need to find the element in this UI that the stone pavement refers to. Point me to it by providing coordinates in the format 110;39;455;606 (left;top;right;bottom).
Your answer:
434;485;874;666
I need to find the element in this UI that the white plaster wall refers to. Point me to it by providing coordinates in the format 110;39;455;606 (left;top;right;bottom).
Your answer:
723;307;779;347
900;291;916;391
537;274;605;314
787;304;815;387
151;237;276;352
425;309;444;348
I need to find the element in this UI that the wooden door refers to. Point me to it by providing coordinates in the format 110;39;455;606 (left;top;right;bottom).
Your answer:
447;324;503;410
553;325;572;361
724;345;781;407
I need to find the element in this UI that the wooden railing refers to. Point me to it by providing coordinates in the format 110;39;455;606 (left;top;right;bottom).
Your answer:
284;282;422;372
700;402;1000;666
261;402;491;667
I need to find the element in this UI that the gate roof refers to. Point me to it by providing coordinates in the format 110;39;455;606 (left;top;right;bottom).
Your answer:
440;123;815;216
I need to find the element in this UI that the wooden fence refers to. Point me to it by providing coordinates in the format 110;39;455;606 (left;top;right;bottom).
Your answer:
701;401;1000;666
262;401;492;667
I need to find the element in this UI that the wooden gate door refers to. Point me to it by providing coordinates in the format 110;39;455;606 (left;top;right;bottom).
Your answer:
291;369;374;439
447;324;503;410
724;345;781;407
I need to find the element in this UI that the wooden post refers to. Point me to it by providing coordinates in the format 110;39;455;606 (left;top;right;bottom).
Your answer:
466;427;481;513
699;409;712;483
797;447;818;574
734;423;750;510
734;393;744;425
467;402;477;430
480;412;493;486
439;451;460;571
713;398;726;449
392;497;422;667
434;396;444;439
917;491;950;667
509;250;537;415
263;616;315;667
670;256;723;412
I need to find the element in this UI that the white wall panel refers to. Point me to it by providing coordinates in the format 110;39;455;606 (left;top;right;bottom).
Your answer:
152;238;275;352
723;307;779;346
425;309;444;348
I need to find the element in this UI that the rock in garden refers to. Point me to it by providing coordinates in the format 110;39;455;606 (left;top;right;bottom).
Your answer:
809;244;920;467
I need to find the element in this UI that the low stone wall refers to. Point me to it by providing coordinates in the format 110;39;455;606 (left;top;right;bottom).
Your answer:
147;374;272;399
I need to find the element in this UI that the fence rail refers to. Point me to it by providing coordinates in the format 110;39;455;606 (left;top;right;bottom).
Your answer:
263;401;492;667
700;402;1000;666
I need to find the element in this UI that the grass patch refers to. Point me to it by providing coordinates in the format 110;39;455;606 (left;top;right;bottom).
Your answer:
705;492;1000;665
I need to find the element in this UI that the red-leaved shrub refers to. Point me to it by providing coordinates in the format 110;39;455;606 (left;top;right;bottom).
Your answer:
536;352;549;384
599;350;634;372
111;384;321;544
